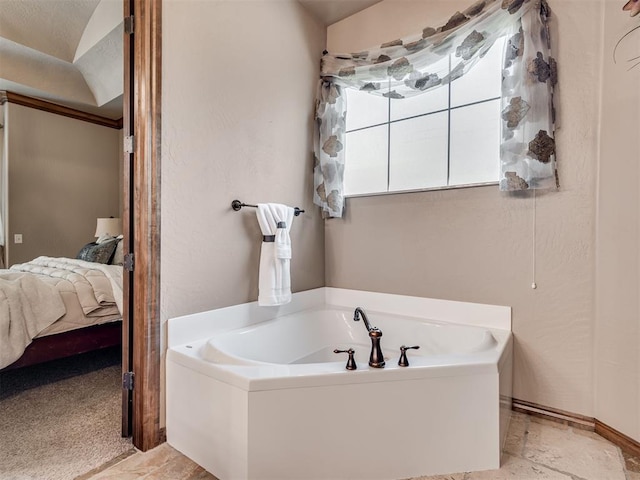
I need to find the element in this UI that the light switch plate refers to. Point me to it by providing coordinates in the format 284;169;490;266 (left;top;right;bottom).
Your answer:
14;234;22;244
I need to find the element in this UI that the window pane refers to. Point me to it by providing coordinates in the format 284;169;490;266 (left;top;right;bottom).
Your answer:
450;37;505;108
344;125;389;195
390;56;450;121
389;112;448;191
449;100;500;186
345;88;389;131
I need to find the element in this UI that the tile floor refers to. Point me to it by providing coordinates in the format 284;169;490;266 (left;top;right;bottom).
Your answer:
81;413;640;480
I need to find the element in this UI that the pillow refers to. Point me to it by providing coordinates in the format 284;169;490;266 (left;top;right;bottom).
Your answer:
112;239;124;265
96;234;116;244
76;240;118;264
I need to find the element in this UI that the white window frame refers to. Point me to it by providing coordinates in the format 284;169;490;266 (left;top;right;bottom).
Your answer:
343;37;506;198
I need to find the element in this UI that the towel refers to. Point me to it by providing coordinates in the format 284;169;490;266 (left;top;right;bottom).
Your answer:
256;203;295;306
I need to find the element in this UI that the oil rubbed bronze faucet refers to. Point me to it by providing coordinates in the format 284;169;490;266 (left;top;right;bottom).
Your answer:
353;307;385;368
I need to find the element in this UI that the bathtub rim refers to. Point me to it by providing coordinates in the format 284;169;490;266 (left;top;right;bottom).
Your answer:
167;287;511;349
167;334;512;392
201;304;503;366
166;287;512;392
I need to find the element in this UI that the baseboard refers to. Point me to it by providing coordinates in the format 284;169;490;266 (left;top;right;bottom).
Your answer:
595;420;640;458
512;398;595;430
512;398;640;458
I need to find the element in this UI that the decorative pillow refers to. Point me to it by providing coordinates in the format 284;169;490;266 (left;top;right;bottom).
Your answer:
76;240;118;264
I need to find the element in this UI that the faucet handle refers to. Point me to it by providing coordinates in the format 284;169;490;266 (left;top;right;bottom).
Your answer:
398;345;420;367
334;348;357;370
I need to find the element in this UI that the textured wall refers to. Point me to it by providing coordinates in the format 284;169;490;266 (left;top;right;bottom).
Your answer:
6;103;120;265
325;0;601;417
161;0;326;424
159;0;640;439
595;1;640;442
161;1;326;324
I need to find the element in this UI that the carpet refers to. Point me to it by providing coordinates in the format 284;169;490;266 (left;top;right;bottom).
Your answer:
0;347;134;480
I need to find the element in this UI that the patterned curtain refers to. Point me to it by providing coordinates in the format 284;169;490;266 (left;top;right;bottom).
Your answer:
313;0;557;218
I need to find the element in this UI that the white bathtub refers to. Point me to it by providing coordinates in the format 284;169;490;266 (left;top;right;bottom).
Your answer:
166;288;513;480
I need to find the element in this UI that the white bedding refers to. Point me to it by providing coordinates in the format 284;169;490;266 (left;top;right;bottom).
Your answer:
0;272;66;368
0;256;123;369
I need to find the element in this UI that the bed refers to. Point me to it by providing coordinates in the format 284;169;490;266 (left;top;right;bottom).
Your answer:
0;251;124;371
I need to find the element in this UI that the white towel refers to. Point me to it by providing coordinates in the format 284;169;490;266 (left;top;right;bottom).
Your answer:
256;203;295;306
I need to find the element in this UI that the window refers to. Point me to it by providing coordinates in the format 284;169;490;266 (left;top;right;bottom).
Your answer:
343;37;506;197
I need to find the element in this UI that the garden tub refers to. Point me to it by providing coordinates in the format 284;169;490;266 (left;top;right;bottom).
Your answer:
166;288;513;480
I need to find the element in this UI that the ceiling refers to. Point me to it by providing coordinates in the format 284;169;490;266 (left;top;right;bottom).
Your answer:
0;0;124;119
0;0;381;120
298;0;383;26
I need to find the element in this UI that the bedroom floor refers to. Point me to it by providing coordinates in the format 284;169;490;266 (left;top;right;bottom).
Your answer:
0;348;133;480
81;412;640;480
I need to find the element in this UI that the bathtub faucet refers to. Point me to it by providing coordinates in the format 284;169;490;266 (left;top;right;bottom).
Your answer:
353;307;385;368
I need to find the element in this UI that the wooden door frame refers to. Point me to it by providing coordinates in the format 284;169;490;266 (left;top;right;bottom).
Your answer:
122;0;162;451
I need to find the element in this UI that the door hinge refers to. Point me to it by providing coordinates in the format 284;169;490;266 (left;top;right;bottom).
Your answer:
124;135;135;154
124;253;134;272
124;16;135;35
123;371;134;390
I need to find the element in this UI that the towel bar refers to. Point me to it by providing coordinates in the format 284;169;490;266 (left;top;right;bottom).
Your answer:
231;200;305;216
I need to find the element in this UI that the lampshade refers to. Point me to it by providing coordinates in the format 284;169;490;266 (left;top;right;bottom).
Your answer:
95;217;122;237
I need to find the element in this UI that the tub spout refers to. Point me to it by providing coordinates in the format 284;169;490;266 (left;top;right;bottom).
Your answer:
353;307;373;332
353;307;385;368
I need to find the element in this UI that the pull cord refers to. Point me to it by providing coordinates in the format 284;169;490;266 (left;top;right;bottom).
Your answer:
531;188;537;290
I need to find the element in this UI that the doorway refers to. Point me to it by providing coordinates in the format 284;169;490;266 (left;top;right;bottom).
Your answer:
0;0;163;474
122;0;162;451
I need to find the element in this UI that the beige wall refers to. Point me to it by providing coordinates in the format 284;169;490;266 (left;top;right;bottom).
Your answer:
325;0;601;417
595;1;640;441
6;103;120;265
159;0;639;442
161;0;326;423
161;0;326;320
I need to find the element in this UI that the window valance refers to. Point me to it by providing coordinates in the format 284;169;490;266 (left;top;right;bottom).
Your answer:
314;0;557;218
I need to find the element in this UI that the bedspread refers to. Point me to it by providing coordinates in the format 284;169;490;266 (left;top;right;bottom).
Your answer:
0;272;66;368
10;256;123;314
0;256;123;369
